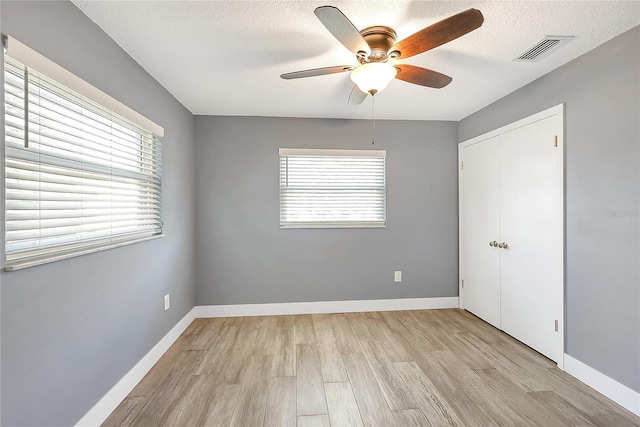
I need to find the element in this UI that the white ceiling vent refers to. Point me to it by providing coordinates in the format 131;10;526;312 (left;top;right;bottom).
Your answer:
514;36;574;62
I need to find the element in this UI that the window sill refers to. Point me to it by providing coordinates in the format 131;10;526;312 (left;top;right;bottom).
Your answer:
4;234;165;272
280;223;386;229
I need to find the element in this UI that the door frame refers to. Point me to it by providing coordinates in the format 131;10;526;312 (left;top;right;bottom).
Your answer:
458;103;565;369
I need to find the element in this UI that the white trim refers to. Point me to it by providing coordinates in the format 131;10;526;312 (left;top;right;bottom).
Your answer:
458;144;465;310
279;148;386;157
564;354;640;416
75;308;197;426
193;297;459;318
280;222;385;229
5;234;165;272
5;35;164;137
459;104;563;149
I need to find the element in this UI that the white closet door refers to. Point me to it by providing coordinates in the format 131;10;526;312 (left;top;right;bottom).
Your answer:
461;137;502;328
499;116;563;362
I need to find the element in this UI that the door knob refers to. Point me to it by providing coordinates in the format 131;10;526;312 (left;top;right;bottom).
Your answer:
489;241;498;247
499;242;508;249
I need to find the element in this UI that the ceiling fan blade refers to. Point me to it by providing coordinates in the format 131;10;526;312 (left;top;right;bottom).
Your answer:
390;8;484;59
314;6;371;56
395;64;452;88
348;85;368;105
280;65;354;80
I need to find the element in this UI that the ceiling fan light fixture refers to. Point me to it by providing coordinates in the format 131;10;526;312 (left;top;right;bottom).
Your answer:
350;62;397;95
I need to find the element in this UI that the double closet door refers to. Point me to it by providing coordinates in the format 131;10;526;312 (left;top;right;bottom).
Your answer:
459;105;564;366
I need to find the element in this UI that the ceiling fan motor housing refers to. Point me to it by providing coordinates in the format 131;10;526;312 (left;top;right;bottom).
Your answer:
359;26;397;62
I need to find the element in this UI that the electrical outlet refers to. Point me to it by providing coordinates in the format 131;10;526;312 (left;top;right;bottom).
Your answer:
394;271;402;282
164;294;170;311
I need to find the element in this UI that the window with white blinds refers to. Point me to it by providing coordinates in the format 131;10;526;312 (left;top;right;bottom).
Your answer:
279;148;386;228
3;51;163;270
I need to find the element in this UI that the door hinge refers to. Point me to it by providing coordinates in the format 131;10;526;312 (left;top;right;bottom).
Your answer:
554;135;558;147
461;279;465;288
554;319;558;332
460;161;464;170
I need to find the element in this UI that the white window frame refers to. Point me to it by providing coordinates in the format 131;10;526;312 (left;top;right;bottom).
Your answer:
279;148;386;229
2;35;164;271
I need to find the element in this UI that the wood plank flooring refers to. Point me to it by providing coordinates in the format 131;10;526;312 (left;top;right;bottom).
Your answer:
103;309;640;426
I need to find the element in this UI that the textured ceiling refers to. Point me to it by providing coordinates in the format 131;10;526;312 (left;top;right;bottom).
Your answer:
72;1;639;121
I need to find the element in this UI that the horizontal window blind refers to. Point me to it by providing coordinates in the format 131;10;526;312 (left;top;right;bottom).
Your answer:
279;148;386;228
4;53;163;270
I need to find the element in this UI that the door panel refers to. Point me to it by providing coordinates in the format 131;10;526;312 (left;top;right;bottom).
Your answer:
499;117;563;362
461;138;501;328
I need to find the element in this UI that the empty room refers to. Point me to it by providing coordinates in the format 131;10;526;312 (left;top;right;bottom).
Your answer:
0;1;639;426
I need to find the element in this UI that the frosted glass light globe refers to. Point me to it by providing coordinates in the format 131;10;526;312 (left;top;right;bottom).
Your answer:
350;62;397;95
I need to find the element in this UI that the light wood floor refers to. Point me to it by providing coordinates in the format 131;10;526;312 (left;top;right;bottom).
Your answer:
104;309;640;427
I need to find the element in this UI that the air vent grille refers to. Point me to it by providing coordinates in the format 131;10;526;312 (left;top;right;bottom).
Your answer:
514;36;573;62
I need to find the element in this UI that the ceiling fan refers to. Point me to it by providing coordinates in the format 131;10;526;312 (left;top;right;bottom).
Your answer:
281;6;484;105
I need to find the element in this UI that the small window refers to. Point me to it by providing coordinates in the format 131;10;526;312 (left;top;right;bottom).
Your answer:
3;37;163;270
279;148;386;228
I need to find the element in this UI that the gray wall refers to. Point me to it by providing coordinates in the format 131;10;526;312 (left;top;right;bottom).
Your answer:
459;26;640;392
0;1;196;425
194;116;459;305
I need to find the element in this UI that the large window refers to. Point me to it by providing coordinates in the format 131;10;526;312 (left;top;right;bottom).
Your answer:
3;37;163;270
279;148;386;228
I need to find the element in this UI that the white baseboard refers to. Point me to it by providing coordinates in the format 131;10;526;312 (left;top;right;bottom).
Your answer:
193;296;459;318
564;354;640;416
75;297;457;425
75;307;198;426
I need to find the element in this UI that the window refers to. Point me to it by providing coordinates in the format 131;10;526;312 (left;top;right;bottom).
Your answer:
279;148;386;228
3;36;163;270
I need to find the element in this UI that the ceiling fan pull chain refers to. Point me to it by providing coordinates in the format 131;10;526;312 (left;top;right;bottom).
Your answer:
371;94;376;145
